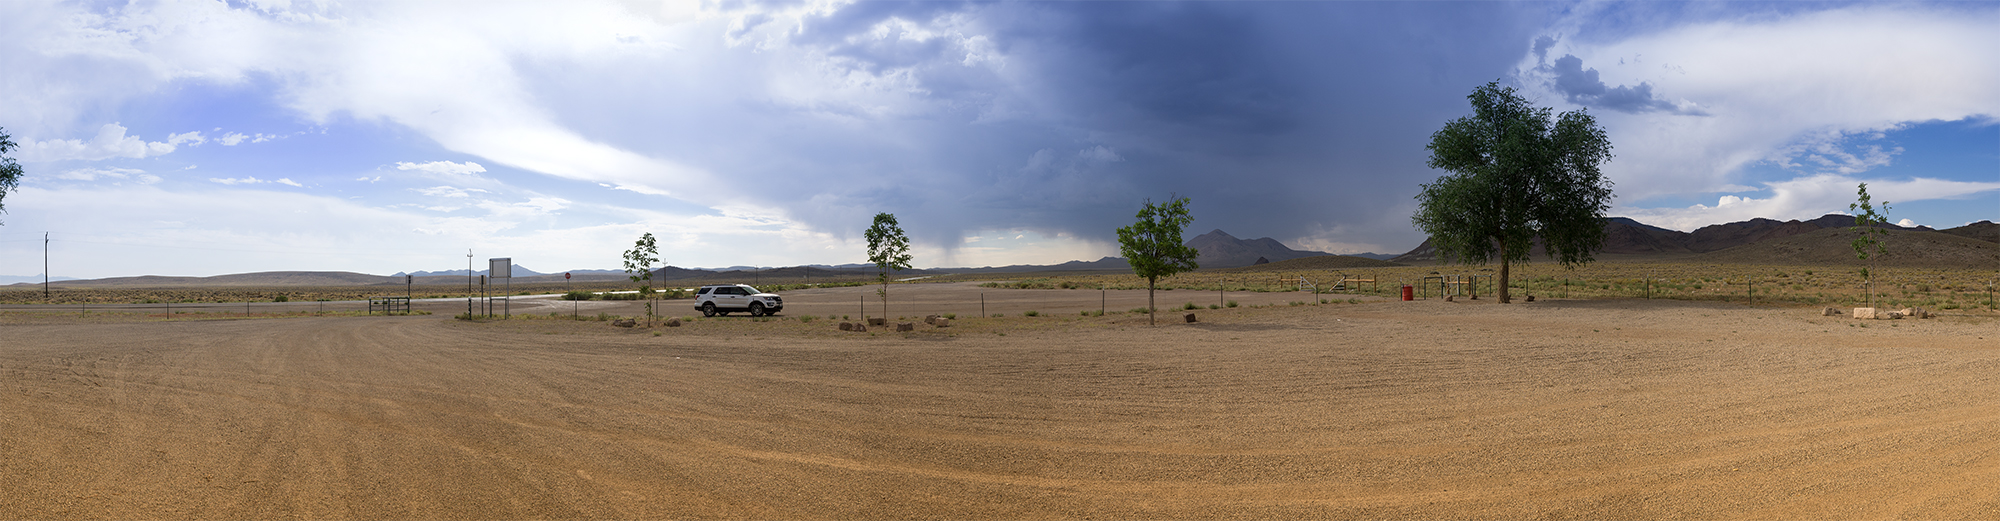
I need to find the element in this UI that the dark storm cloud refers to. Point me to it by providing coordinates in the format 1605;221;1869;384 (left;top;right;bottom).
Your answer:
708;2;1560;260
1546;54;1706;115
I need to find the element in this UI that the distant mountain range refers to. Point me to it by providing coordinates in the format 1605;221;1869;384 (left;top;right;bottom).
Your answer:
18;216;1995;288
1391;214;1998;267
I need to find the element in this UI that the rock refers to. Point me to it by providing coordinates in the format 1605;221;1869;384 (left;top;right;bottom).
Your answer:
1184;313;1197;323
853;323;867;332
933;318;951;328
612;319;636;328
923;315;941;325
665;318;681;327
1915;308;1932;319
838;322;853;331
1444;295;1455;302
1853;307;1878;320
1886;311;1905;320
868;317;886;327
1525;295;1536;302
1822;307;1841;316
896;322;915;332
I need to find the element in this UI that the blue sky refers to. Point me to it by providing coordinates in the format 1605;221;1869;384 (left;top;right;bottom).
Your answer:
1;0;1995;279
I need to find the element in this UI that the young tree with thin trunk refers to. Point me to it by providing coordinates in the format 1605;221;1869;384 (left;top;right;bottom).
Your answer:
1849;183;1891;309
865;213;912;320
623;232;660;326
1415;81;1615;303
1117;196;1199;325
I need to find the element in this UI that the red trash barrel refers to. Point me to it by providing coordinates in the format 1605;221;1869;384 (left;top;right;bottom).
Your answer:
1401;285;1414;301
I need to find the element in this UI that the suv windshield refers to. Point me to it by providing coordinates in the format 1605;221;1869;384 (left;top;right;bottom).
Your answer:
739;286;761;295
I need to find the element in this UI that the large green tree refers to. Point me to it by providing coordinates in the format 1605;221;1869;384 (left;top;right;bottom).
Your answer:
1415;81;1615;303
1116;196;1199;325
0;127;23;223
864;212;912;319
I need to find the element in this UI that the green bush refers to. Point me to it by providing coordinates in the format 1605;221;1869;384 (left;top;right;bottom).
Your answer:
1182;302;1198;310
272;295;289;302
944;313;956;320
561;291;594;301
1226;300;1238;308
1129;307;1151;314
800;315;815;323
1024;310;1040;317
1208;304;1219;309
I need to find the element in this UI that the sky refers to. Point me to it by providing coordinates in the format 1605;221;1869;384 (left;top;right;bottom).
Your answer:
0;0;1995;279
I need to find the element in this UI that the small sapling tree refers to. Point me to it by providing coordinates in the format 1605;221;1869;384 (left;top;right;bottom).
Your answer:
624;232;660;326
1117;196;1199;325
865;212;913;320
1849;183;1891;309
1415;81;1615;303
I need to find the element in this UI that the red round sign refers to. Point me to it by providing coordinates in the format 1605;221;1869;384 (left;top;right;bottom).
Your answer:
564;272;571;280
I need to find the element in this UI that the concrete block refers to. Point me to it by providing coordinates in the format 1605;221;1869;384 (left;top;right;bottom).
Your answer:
1184;313;1197;323
1853;307;1878;320
896;322;915;332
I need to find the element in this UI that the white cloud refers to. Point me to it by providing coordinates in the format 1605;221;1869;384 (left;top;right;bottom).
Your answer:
208;176;299;186
1615;175;2000;231
56;167;146;182
1896;218;1917;228
18;123;179;162
396;161;487;178
414;186;487;198
1519;5;2000;203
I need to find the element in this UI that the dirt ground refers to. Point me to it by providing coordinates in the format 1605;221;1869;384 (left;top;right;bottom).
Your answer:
2;287;1997;519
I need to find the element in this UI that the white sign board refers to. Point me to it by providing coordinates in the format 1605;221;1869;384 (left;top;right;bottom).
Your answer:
489;258;512;279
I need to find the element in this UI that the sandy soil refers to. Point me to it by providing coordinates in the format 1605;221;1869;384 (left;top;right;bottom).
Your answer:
2;289;1997;519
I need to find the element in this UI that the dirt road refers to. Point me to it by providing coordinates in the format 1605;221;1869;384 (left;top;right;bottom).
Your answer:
3;295;1996;518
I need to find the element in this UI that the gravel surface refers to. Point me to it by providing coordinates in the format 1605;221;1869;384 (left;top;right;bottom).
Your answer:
2;292;1996;518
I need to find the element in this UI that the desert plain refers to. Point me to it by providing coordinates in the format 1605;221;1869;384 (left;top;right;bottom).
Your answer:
2;282;1998;519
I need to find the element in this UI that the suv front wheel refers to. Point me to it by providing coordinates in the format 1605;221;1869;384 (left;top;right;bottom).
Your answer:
749;302;766;317
701;302;718;317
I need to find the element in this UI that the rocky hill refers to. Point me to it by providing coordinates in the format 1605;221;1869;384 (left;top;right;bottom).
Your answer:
1185;229;1332;269
1392;213;1961;264
1694;227;2000;268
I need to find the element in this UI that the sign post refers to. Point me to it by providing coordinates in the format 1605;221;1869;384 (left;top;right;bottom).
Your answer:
490;258;512;318
566;272;574;319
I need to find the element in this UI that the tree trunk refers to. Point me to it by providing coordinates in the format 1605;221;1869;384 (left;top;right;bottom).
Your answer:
1497;243;1512;304
1148;276;1157;326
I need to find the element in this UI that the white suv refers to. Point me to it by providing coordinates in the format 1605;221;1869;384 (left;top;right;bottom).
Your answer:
694;284;784;317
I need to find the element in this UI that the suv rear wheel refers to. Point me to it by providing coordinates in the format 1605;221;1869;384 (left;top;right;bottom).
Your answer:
701;302;718;317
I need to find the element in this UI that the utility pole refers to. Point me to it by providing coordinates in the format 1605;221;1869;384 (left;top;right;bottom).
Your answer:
44;232;50;301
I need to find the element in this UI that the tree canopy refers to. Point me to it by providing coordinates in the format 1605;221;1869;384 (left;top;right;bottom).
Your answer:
0;127;23;224
1116;196;1198;325
1414;81;1614;303
865;212;912;318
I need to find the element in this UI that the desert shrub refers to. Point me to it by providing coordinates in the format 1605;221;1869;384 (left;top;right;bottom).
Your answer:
272;295;290;302
1024;310;1040;317
1129;307;1151;314
1182;302;1198;310
943;313;956;320
800;315;815;323
1209;304;1220;309
1347;298;1360;304
595;312;612;321
1226;300;1238;308
991;313;1005;317
561;291;594;301
601;292;640;301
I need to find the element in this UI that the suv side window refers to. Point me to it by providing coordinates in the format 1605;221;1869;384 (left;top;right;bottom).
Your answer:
697;287;713;295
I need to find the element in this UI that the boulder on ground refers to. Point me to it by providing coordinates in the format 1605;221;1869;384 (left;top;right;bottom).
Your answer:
923;315;941;325
896;322;915;332
1444;295;1455;302
1852;307;1878;320
853;323;867;332
665;318;681;327
1525;295;1536;302
613;318;636;328
1184;313;1197;323
868;317;887;326
1822;307;1841;316
838;322;853;331
933;318;951;328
